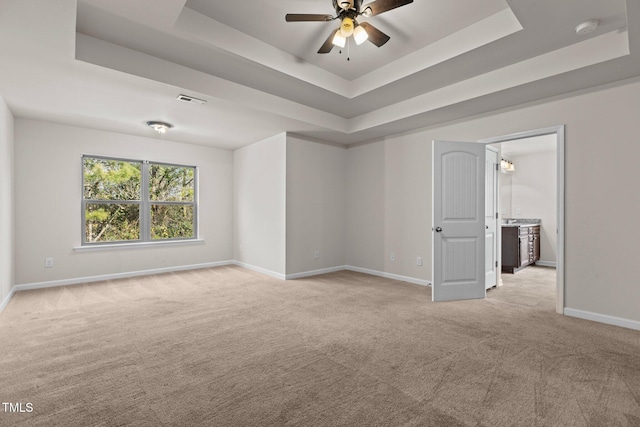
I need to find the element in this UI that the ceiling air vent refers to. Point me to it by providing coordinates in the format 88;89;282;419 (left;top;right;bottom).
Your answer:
176;94;206;105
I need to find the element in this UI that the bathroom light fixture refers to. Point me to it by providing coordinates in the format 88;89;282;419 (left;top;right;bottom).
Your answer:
146;121;173;134
501;158;515;173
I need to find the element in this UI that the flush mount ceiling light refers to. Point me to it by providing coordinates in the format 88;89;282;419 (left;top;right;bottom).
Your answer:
146;121;173;134
285;0;413;54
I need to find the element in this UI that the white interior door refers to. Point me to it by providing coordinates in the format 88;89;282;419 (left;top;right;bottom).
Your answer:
432;140;486;301
485;148;498;289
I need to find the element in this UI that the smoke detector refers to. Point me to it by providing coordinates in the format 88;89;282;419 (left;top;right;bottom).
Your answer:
575;20;599;36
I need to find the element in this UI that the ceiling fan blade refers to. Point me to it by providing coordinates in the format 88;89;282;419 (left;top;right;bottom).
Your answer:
359;22;390;47
286;14;333;22
362;0;413;16
318;30;337;54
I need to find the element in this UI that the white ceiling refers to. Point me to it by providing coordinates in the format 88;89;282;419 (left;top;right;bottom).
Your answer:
0;0;638;149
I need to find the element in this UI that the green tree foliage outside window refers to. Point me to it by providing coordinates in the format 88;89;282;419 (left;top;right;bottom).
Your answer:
83;157;196;244
149;164;195;240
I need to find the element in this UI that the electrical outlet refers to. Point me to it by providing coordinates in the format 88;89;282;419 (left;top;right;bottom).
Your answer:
314;250;320;259
416;257;423;266
390;253;396;262
45;258;54;268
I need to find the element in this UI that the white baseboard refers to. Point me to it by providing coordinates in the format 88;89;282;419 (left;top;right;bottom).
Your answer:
344;265;431;287
0;287;16;313
250;263;429;286
285;266;346;280
231;261;286;280
13;261;235;293
564;308;640;331
535;260;557;268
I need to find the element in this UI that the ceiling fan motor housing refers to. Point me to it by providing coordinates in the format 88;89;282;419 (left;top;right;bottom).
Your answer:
333;0;362;13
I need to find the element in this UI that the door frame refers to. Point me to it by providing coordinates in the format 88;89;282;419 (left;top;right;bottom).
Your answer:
485;146;499;290
479;125;565;315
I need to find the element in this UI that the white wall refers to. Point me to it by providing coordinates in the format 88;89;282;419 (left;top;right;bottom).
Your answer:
346;78;640;323
14;119;233;285
233;133;286;276
0;96;14;305
286;137;346;275
508;150;557;264
499;173;513;218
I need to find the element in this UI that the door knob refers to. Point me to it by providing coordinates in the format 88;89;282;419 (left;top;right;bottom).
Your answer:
435;227;442;232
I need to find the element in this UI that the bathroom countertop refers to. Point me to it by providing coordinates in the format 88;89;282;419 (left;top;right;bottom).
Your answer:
501;219;541;227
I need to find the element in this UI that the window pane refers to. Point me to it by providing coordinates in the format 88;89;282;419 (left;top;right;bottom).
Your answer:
149;164;194;202
85;203;140;242
151;204;194;240
83;158;141;201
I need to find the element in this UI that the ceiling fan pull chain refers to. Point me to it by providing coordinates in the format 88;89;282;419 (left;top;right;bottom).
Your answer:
347;37;351;61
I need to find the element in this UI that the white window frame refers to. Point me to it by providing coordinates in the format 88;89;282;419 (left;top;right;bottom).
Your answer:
81;155;198;246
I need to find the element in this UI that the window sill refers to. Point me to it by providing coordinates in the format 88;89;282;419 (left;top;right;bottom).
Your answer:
73;239;205;252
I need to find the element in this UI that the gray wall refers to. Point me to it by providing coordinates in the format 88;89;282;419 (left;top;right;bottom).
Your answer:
286;137;346;276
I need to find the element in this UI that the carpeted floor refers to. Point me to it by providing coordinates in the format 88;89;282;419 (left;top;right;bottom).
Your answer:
0;265;638;426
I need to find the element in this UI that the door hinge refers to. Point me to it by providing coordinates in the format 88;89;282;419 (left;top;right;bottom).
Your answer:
496;164;499;171
496;261;498;268
496;212;498;219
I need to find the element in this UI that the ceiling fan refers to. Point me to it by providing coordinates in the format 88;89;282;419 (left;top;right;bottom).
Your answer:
285;0;414;54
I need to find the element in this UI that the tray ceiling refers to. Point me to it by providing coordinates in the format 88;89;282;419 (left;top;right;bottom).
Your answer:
0;0;638;148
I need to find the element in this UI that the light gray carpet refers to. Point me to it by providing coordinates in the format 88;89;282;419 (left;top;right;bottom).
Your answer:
0;265;638;426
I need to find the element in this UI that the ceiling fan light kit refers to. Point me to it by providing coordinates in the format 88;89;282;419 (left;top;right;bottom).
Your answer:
332;30;347;48
353;25;369;45
340;17;355;37
285;0;413;55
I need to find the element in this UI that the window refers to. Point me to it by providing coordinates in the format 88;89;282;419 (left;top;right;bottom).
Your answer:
82;156;197;245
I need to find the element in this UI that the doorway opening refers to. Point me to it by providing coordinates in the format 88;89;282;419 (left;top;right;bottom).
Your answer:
480;126;565;314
